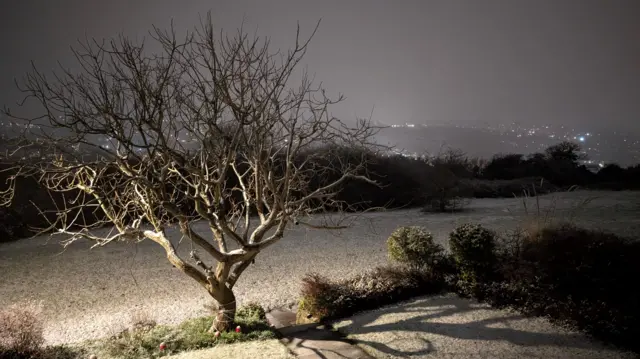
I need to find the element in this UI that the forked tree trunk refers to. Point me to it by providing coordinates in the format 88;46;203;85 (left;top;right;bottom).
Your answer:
209;288;237;333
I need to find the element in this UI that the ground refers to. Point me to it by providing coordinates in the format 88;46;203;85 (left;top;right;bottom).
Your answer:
333;294;637;358
1;190;639;346
164;339;295;359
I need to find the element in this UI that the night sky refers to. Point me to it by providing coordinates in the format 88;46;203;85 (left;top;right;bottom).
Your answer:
2;0;639;133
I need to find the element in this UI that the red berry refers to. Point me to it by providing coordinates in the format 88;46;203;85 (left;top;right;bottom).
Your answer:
159;342;166;351
235;325;241;333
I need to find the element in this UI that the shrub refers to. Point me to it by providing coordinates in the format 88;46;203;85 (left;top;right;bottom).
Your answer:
0;301;82;359
298;274;343;321
236;302;266;322
449;223;498;293
481;224;640;353
387;226;445;269
0;302;45;356
128;311;157;334
298;265;447;322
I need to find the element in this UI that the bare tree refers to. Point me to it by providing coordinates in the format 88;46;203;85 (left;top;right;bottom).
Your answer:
1;13;383;332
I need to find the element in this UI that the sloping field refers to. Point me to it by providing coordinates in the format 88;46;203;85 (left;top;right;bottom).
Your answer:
1;190;638;346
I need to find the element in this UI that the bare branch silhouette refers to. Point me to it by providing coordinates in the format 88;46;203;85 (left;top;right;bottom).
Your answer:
0;11;386;332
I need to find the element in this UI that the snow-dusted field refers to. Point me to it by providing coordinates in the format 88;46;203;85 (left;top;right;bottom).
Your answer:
1;190;639;346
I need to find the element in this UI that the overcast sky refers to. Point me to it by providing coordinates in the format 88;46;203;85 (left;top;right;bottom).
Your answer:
2;0;639;133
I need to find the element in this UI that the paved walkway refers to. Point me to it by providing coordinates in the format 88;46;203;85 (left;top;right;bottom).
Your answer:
267;294;637;359
331;294;636;359
267;309;373;359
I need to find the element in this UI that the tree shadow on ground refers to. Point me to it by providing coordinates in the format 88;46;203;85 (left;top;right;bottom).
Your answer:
330;294;627;358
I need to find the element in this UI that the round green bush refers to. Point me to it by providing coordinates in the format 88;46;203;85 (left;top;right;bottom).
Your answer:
448;223;498;286
387;226;444;268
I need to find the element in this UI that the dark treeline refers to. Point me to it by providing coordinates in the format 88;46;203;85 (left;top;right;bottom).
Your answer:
1;140;639;242
324;141;640;211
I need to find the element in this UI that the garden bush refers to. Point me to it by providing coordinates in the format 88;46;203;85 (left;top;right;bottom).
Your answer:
387;226;445;269
0;302;44;356
448;223;498;294
298;265;447;322
0;301;80;359
479;224;640;353
235;302;267;322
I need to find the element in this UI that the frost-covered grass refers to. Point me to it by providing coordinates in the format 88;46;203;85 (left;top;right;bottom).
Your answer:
0;190;638;345
80;306;277;359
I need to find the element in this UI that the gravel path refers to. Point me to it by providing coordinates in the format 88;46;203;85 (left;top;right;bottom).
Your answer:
1;190;639;346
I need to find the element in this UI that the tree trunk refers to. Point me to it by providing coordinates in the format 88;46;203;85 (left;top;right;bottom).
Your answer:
209;288;237;333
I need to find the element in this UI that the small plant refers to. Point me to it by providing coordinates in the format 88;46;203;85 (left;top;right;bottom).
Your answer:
449;223;498;293
129;310;157;334
0;301;45;356
387;226;445;269
298;274;342;321
236;302;266;322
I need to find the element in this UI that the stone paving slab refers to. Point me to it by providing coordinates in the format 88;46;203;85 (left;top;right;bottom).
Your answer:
281;326;374;359
267;309;297;329
268;309;374;359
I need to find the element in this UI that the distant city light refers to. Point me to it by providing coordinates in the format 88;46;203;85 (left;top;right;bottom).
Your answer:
579;136;585;142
